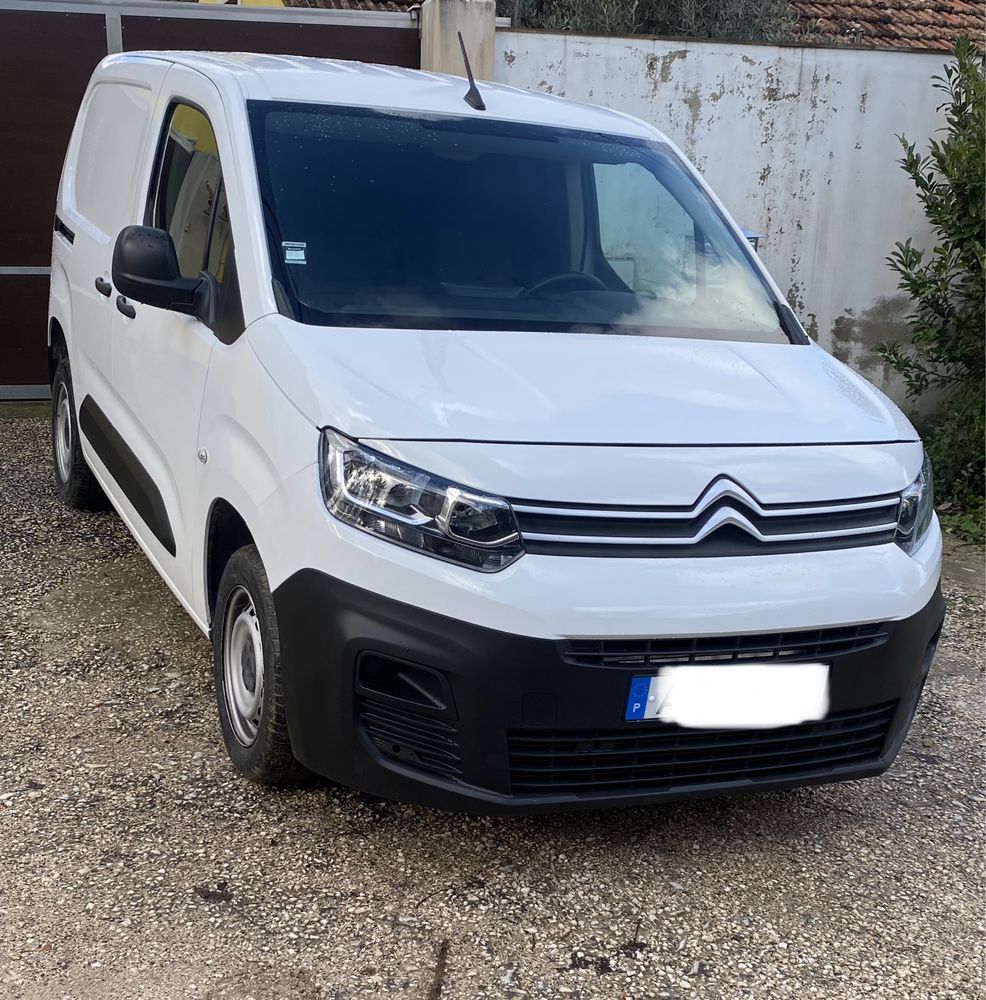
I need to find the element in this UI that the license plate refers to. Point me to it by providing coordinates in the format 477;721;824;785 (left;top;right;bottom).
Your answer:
624;663;830;729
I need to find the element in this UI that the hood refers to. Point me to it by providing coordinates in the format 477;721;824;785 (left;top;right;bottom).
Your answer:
248;320;917;446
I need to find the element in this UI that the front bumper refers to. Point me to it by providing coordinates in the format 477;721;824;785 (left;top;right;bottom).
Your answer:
274;570;945;815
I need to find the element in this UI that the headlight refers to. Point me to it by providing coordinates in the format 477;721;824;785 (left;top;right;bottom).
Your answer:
895;452;934;554
319;429;523;572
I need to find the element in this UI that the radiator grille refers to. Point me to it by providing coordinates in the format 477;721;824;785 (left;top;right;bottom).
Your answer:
561;622;888;668
507;701;897;795
510;481;900;557
359;700;462;780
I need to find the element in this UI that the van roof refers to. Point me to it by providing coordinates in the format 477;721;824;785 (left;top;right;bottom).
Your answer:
106;50;662;142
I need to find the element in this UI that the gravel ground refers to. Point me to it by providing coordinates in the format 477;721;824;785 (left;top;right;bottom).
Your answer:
0;406;983;1000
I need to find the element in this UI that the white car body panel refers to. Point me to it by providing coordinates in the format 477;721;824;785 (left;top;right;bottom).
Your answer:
106;65;226;600
247;318;917;447
60;73;156;403
190;323;318;619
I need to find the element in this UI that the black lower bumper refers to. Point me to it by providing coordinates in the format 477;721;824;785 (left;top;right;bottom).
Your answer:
273;570;945;815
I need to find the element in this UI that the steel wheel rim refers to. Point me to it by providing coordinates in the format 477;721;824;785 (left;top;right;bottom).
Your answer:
222;585;265;747
54;384;72;483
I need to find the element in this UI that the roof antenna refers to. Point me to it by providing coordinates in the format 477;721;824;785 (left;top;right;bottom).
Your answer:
458;31;486;111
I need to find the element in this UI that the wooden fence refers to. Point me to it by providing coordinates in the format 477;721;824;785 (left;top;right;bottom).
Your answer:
0;0;420;396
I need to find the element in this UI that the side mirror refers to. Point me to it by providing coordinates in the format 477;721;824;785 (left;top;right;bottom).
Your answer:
112;226;209;321
742;228;764;253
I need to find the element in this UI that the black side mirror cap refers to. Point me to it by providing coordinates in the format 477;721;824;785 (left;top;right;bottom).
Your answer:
112;225;208;320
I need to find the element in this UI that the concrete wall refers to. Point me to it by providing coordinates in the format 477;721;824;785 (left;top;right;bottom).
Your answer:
495;30;947;405
421;0;496;80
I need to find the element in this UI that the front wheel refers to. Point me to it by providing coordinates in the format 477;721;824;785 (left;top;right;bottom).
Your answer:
212;545;307;785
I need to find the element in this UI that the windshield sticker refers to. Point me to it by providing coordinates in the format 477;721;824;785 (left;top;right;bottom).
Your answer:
282;241;307;265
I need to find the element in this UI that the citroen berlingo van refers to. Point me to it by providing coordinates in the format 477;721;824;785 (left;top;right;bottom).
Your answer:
48;51;944;813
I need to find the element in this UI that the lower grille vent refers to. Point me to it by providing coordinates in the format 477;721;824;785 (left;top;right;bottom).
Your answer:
507;701;898;795
561;622;888;668
359;699;462;779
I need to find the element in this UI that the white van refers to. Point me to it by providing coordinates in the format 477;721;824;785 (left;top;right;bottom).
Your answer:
49;52;944;813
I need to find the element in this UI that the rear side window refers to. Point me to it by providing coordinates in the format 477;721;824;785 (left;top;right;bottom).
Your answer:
149;104;243;341
73;83;152;236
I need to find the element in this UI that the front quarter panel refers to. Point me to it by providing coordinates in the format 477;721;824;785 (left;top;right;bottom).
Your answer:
193;316;317;622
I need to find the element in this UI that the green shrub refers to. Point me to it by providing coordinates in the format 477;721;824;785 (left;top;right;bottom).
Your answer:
876;38;985;544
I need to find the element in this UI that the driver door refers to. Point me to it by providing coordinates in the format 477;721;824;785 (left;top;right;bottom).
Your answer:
110;75;235;601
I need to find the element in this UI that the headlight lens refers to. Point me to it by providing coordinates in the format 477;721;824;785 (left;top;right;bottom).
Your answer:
319;429;523;572
895;452;934;554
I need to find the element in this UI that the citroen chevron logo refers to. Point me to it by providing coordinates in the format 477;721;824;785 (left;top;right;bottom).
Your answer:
691;475;766;513
686;476;769;541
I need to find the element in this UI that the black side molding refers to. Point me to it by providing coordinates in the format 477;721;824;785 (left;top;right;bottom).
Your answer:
78;395;176;557
54;216;75;244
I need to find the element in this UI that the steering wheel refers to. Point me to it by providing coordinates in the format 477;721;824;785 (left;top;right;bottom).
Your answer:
522;271;607;298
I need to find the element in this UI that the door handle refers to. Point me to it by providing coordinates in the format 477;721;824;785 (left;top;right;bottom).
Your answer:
94;276;112;297
116;295;136;319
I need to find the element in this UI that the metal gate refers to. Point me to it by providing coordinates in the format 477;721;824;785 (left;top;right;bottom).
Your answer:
0;0;420;398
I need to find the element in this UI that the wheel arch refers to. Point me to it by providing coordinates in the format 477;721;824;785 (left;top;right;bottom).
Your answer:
47;254;73;385
204;497;257;629
48;317;68;386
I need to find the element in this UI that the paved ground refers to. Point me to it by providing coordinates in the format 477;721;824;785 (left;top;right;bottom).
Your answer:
0;406;983;1000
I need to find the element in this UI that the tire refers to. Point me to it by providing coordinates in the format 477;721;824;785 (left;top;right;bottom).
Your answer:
51;357;108;511
212;544;307;785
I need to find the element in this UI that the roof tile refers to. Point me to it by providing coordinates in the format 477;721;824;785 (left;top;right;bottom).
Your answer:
287;0;983;52
789;0;984;50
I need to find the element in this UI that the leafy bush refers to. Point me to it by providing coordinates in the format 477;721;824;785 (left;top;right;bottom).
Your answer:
498;0;790;41
876;38;985;543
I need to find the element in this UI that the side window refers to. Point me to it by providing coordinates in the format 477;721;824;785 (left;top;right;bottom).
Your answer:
150;103;243;340
594;161;702;302
206;182;244;343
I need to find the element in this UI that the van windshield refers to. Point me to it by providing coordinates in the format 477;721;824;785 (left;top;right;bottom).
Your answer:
248;101;791;343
